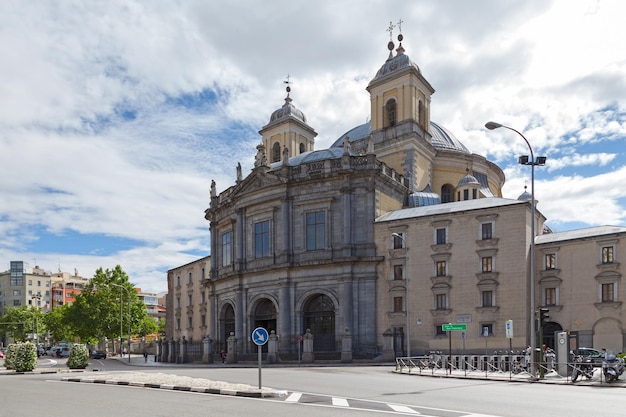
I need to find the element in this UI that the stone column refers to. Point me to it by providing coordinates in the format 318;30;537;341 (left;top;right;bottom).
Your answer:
341;328;353;363
226;332;237;364
202;335;214;363
302;329;314;363
381;328;395;361
180;336;187;364
267;330;279;364
168;338;176;363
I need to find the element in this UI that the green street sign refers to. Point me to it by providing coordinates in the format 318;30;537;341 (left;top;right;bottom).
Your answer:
442;323;467;331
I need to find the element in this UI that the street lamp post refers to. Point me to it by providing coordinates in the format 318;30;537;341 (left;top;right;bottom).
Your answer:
485;121;546;375
31;294;41;347
391;232;410;357
112;284;132;363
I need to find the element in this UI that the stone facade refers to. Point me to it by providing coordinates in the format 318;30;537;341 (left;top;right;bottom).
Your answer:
164;30;626;360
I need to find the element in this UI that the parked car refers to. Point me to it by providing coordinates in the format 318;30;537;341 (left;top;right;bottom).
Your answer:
0;350;4;359
576;347;605;366
90;350;106;359
57;347;70;358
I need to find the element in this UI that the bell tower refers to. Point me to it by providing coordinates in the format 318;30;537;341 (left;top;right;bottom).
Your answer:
258;76;317;164
366;21;436;194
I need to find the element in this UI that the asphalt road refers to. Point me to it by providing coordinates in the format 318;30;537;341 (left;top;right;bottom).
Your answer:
2;359;626;417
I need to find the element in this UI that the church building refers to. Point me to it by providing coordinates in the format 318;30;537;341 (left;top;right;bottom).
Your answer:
165;26;626;362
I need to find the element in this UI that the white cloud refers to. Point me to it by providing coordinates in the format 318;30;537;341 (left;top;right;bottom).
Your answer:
1;0;626;292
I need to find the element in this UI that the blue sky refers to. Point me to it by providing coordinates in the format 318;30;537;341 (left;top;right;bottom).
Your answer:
1;0;625;293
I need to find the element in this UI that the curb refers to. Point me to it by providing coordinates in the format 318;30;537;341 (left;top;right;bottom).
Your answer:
60;376;281;398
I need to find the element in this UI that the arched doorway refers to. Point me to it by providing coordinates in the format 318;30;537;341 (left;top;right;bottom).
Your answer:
541;321;563;350
303;294;336;352
220;304;235;352
253;298;277;333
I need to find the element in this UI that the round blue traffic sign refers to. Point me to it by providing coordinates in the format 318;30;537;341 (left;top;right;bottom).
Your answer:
252;327;269;346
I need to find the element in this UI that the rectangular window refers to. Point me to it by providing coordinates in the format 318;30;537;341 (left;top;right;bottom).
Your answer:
435;294;447;310
481;223;493;240
176;276;180;287
481;257;493;273
481;290;493;307
176;318;180;330
545;288;557;306
393;264;404;280
435;325;446;336
481;323;494;336
176;297;180;308
10;261;24;282
392;233;405;249
393;296;403;312
602;283;615;302
188;272;192;283
602;246;614;264
188;317;192;329
255;220;270;258
187;294;192;305
200;291;206;304
436;261;447;277
436;228;446;244
222;232;232;266
201;315;206;327
13;300;21;306
306;211;325;250
545;253;556;270
13;290;20;296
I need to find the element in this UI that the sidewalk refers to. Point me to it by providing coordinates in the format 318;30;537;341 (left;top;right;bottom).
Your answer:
393;364;626;387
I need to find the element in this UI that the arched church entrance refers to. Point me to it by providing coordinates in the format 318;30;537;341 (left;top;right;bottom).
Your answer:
253;298;277;352
303;294;336;352
220;304;235;353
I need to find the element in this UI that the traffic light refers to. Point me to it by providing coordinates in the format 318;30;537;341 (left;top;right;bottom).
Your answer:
538;308;550;325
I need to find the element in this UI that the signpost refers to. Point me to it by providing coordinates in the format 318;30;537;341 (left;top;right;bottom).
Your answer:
442;323;467;374
252;327;269;389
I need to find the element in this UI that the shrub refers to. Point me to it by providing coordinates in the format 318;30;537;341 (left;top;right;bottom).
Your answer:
67;344;89;369
5;342;37;372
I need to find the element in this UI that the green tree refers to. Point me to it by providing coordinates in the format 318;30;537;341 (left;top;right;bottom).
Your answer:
43;304;75;343
0;306;46;342
65;265;150;344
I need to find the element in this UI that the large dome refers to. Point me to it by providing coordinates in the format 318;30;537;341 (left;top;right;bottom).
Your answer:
331;121;470;154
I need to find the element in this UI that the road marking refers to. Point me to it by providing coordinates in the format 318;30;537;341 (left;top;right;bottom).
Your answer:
388;404;420;414
285;392;302;403
332;397;349;407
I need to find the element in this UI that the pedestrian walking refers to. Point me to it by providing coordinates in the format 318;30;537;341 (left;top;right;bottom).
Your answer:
143;350;148;362
221;350;226;364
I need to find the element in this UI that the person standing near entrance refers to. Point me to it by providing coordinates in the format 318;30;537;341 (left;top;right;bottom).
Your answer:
221;350;226;364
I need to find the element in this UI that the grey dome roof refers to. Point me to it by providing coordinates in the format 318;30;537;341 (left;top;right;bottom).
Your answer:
430;122;470;153
371;51;420;83
331;121;471;154
268;96;306;125
457;173;480;187
517;188;532;202
271;147;344;169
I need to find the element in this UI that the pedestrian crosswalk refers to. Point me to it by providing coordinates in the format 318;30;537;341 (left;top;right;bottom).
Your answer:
281;392;501;416
284;391;425;414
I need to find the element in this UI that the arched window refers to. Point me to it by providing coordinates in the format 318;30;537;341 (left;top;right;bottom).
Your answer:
441;184;453;203
385;99;396;127
299;142;305;154
272;142;281;162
